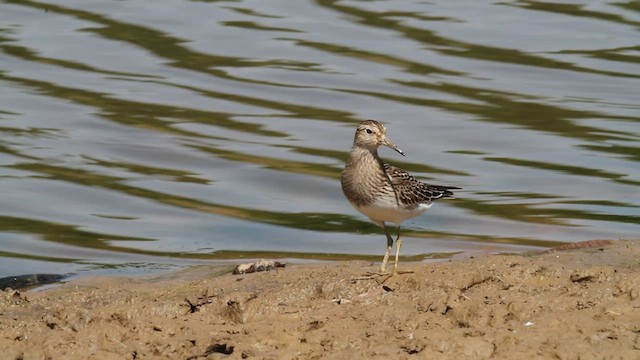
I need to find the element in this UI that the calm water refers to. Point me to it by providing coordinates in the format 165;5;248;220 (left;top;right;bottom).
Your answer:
0;0;638;278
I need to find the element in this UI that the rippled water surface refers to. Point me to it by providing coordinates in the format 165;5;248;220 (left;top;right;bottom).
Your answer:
1;0;639;278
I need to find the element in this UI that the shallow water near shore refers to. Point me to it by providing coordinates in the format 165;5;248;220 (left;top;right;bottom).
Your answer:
0;0;639;277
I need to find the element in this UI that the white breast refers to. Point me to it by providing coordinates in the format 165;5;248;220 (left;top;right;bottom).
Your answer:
353;200;433;226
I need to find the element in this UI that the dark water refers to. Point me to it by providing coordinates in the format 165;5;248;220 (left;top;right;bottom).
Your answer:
0;0;638;278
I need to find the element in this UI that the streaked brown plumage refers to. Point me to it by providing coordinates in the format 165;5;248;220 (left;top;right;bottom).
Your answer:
341;120;459;273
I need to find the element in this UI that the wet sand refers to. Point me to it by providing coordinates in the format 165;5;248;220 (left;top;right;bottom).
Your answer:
1;240;639;359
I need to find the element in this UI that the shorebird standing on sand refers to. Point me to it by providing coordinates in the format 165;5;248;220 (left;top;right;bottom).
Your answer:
341;120;459;274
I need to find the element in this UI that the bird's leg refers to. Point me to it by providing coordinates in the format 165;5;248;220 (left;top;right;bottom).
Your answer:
393;226;402;274
380;222;394;274
393;226;414;275
351;223;396;282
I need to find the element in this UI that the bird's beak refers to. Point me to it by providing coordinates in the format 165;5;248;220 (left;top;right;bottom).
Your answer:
382;137;405;156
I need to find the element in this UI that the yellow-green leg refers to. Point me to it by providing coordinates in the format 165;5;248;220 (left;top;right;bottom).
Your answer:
393;226;402;274
380;222;394;273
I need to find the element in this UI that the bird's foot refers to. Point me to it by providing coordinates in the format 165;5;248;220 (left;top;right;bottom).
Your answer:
352;268;415;282
356;268;418;283
351;271;392;283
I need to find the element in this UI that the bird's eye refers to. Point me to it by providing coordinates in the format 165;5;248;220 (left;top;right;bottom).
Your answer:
365;128;373;134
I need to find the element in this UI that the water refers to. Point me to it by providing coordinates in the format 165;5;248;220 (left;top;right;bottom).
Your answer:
0;0;638;278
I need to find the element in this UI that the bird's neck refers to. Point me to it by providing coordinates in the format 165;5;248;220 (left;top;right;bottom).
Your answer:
346;146;385;172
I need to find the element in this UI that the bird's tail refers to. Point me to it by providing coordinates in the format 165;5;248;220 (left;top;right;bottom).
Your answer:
435;185;461;199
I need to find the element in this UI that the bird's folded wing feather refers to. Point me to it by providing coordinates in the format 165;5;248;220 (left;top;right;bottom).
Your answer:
384;164;458;207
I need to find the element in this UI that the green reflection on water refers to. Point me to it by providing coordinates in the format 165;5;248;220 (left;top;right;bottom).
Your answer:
6;0;338;83
556;45;640;65
222;21;303;33
0;72;286;138
1;0;361;145
2;0;633;264
0;249;78;263
382;80;635;143
287;39;461;77
224;6;284;19
455;198;639;227
580;144;640;162
485;157;640;187
6;161;565;252
0;40;160;79
511;1;640;29
0;214;461;262
0;215;153;249
85;156;211;185
317;0;640;79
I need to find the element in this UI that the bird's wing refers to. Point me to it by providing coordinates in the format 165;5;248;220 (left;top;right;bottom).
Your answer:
383;163;459;207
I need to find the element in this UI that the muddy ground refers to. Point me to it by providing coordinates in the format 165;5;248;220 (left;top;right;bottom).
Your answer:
1;240;639;359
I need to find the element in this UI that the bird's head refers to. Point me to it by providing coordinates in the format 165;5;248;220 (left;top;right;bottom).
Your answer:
353;120;405;156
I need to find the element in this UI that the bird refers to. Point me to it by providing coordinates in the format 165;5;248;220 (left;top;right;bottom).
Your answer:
341;120;459;274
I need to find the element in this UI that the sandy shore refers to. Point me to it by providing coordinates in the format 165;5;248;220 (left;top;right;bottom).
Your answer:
1;240;639;359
